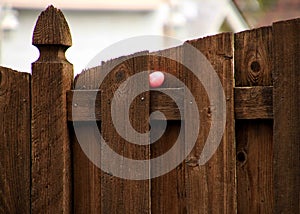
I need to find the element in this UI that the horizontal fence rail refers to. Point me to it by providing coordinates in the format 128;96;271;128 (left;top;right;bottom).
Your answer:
67;86;273;121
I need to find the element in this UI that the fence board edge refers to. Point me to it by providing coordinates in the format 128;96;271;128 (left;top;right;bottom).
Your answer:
273;18;300;213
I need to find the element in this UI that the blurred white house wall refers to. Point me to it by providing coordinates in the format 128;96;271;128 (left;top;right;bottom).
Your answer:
0;0;248;75
0;1;163;74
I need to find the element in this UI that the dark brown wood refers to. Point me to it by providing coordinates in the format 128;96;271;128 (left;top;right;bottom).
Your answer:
150;121;185;213
234;26;272;86
100;54;150;213
0;67;31;213
72;53;151;213
150;88;184;120
184;33;236;213
32;5;71;47
31;6;73;213
149;47;186;213
67;88;184;121
67;90;101;121
273;18;300;213
71;123;101;213
236;120;273;213
234;86;273;119
72;64;104;213
67;86;273;121
234;26;274;213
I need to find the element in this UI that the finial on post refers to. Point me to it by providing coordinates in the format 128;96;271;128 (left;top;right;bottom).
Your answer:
33;5;72;47
32;5;72;62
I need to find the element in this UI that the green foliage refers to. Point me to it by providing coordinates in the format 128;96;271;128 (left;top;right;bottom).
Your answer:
257;0;278;10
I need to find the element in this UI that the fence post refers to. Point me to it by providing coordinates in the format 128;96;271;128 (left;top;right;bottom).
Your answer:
31;5;73;213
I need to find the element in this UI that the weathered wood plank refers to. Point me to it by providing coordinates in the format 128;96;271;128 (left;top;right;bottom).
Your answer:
235;120;273;213
150;88;184;121
31;6;73;213
67;88;184;121
273;18;300;213
149;47;186;213
234;26;274;213
67;90;101;121
72;69;102;212
100;53;150;213
72;53;151;213
234;27;272;86
0;67;31;213
67;86;272;121
71;123;101;213
234;86;273;119
72;59;104;213
184;33;236;213
150;121;185;213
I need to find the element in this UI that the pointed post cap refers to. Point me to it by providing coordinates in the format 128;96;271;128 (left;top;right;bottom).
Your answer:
33;5;72;47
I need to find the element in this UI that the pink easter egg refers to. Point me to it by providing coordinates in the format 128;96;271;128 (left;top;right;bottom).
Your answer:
149;71;165;88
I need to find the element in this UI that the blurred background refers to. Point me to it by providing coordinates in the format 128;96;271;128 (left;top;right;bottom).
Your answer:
0;0;299;75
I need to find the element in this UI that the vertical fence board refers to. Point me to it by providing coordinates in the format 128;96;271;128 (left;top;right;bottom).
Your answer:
235;120;273;213
234;27;274;213
72;123;102;213
273;19;300;213
72;66;103;213
31;6;73;213
149;47;186;213
234;27;273;87
184;33;235;213
100;54;150;213
0;67;31;213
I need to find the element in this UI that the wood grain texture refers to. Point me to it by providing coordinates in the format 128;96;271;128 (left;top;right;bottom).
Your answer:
236;120;273;213
150;121;186;213
32;5;71;46
150;88;184;121
71;68;103;212
0;67;31;213
149;47;187;213
234;27;272;87
184;33;236;213
72;53;151;213
72;62;104;213
67;86;273;121
100;54;150;213
31;6;73;213
234;86;273;119
273;18;300;213
67;90;101;121
67;88;184;121
71;123;101;213
234;27;274;213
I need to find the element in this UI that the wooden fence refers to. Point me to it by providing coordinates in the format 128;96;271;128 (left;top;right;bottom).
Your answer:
0;5;299;213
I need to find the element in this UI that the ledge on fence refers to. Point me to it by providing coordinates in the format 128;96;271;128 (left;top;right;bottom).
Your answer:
67;86;273;121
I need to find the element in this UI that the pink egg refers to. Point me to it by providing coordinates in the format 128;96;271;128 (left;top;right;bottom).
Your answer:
149;71;165;88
